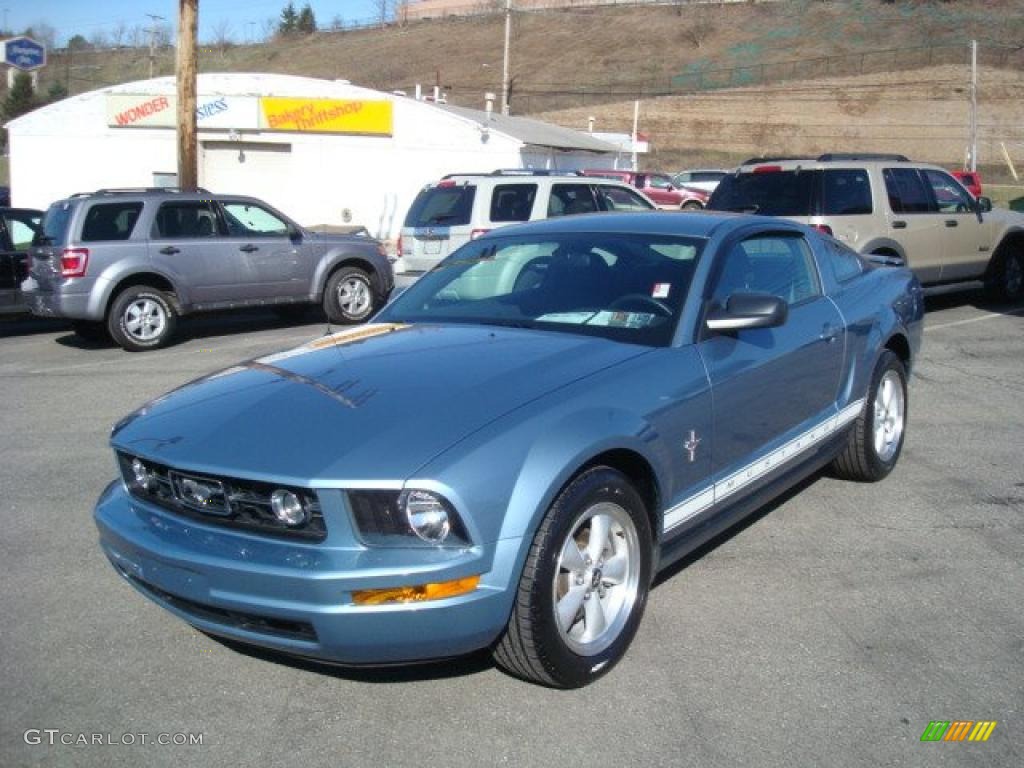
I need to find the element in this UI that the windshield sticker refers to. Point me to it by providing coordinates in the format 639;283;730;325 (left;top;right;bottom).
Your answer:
652;283;671;299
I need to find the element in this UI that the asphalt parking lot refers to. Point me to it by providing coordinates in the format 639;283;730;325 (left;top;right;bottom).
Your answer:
1;294;1021;768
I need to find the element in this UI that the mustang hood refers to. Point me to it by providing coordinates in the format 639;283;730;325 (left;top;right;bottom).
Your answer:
111;323;648;484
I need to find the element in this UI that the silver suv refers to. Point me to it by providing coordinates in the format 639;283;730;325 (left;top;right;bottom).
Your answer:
396;170;656;274
24;188;394;351
708;153;1024;300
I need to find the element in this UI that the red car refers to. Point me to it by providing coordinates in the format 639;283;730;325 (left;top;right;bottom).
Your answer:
581;170;708;210
951;170;982;198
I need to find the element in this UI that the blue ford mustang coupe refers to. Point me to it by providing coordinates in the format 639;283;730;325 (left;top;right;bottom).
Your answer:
96;212;923;688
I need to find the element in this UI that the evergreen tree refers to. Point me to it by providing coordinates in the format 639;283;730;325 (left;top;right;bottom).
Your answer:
297;3;317;34
279;2;298;35
2;72;38;123
47;81;69;102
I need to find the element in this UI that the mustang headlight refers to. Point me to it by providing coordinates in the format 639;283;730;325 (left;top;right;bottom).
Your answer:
347;489;470;547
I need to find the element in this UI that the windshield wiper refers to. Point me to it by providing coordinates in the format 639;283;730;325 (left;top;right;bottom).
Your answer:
423;214;460;224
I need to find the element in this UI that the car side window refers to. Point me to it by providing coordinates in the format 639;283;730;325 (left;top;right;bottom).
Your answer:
490;184;537;223
822;169;872;215
3;212;42;249
712;234;820;307
153;202;221;239
547;184;599;217
596;185;653;212
883;168;934;214
648;175;673;190
921;169;973;214
222;202;290;236
80;203;143;242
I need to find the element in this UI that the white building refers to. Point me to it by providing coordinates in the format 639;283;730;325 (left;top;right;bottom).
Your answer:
5;73;620;242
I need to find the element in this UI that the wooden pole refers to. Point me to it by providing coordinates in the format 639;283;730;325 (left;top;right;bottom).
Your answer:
176;0;199;190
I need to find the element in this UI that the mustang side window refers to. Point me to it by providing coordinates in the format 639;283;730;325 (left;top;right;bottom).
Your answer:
712;234;820;307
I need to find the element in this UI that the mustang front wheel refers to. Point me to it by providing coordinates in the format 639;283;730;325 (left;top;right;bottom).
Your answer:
493;467;652;688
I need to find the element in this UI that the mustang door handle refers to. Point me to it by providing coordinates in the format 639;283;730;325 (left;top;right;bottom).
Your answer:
891;220;907;229
239;244;259;253
820;324;840;343
159;246;180;255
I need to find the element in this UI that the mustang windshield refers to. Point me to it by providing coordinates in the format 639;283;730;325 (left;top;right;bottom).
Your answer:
379;232;704;346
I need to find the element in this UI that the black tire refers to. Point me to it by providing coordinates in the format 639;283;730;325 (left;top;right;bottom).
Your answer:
832;350;908;482
71;321;108;343
323;266;379;324
681;201;703;211
493;467;653;688
107;286;177;352
985;249;1024;302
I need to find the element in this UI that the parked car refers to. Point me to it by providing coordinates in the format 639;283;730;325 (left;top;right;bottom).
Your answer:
582;169;708;210
23;188;393;351
708;153;1024;300
672;168;729;194
96;211;923;688
951;169;983;198
397;170;656;274
0;207;43;315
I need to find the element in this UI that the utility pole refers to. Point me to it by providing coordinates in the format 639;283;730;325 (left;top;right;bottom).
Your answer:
631;100;640;171
176;0;198;190
968;39;978;172
500;0;511;115
146;13;167;78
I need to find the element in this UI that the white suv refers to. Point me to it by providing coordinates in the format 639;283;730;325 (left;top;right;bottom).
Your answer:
708;153;1024;300
396;171;656;274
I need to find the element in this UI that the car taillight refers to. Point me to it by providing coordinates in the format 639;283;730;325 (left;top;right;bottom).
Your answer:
60;248;89;278
470;228;490;240
811;224;834;236
396;235;403;256
753;165;782;174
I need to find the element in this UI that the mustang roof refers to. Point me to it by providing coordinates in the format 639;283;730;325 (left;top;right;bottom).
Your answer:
484;210;784;239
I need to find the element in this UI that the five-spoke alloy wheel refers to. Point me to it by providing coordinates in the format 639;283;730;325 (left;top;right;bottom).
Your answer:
494;467;652;688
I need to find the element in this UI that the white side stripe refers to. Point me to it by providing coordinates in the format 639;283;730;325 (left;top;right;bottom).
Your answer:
662;399;865;533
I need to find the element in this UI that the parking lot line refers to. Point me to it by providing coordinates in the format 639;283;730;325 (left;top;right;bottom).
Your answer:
925;306;1024;332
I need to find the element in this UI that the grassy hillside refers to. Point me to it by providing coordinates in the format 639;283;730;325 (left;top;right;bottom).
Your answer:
5;0;1023;180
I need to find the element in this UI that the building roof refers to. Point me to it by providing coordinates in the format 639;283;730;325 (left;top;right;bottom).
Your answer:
436;103;618;154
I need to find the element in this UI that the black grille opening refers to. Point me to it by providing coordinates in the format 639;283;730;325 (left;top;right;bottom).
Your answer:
125;571;318;643
117;453;327;542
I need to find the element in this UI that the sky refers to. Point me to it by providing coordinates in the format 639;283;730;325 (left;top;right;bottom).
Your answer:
4;0;389;46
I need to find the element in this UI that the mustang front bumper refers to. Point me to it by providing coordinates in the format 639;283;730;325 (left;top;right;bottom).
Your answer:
94;481;520;664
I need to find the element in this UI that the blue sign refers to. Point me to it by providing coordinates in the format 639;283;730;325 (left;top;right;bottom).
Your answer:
4;37;47;71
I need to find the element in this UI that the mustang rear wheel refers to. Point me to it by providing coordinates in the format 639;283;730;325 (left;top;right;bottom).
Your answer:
832;350;908;482
493;467;652;688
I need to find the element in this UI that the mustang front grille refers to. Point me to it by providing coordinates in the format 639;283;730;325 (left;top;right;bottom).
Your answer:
117;453;326;542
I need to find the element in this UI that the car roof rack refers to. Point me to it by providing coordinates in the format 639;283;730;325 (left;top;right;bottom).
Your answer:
816;153;909;162
439;169;582;179
740;156;816;165
88;187;214;195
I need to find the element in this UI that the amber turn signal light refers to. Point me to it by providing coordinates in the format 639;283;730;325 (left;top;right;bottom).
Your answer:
352;575;481;606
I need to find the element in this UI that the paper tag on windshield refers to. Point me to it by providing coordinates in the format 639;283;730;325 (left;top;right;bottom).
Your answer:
652;283;671;299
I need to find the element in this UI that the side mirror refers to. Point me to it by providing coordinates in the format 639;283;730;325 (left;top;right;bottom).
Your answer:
706;292;788;332
976;196;992;213
287;224;303;242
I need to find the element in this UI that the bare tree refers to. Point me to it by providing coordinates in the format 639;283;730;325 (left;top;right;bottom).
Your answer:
373;0;392;29
330;14;345;32
154;22;173;47
25;20;57;49
260;17;277;41
110;21;127;48
89;30;110;49
210;19;234;56
128;24;146;48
